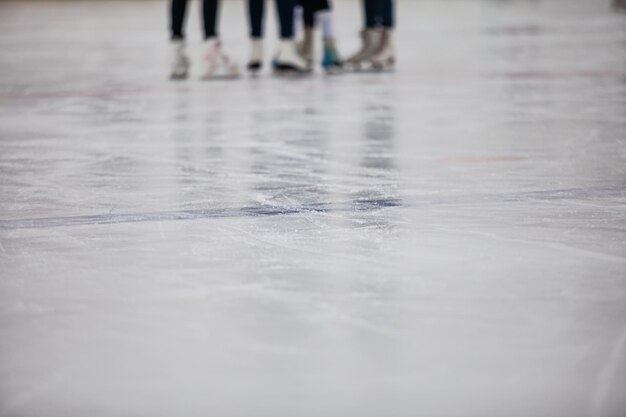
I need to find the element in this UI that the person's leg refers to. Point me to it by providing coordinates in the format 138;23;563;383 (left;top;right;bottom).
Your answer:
275;0;296;38
202;0;240;78
297;0;315;66
317;11;334;39
202;0;219;39
247;0;265;72
311;2;342;72
363;0;377;28
303;0;330;26
370;0;395;70
248;0;264;38
297;0;332;68
274;0;309;72
302;1;316;28
346;0;384;70
171;0;188;39
170;0;190;79
380;0;394;28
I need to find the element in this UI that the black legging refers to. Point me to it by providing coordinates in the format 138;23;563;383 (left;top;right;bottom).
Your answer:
171;0;219;40
297;0;331;28
248;0;297;39
364;0;394;28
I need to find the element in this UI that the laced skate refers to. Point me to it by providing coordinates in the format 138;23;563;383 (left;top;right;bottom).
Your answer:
170;39;190;80
273;39;310;75
345;28;383;72
202;38;240;80
247;38;263;74
370;28;395;71
297;27;314;70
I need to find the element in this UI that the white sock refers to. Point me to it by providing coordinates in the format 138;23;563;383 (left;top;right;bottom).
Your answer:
315;10;334;40
294;6;303;39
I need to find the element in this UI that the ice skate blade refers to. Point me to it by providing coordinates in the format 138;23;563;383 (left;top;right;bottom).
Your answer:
345;64;394;74
247;62;263;77
343;62;370;73
371;58;396;72
272;65;311;77
272;70;310;78
323;65;344;75
170;73;188;81
370;64;395;73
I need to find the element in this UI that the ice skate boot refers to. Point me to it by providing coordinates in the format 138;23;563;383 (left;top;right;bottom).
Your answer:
202;38;240;80
345;28;383;72
321;38;343;74
371;28;395;71
247;38;263;74
273;39;310;75
170;39;190;80
297;27;314;70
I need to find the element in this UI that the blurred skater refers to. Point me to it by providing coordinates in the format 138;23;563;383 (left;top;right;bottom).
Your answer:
295;0;343;73
346;0;395;71
247;0;309;74
169;0;240;80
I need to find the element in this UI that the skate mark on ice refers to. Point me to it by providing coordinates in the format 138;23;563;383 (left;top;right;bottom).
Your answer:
0;185;623;231
0;199;402;230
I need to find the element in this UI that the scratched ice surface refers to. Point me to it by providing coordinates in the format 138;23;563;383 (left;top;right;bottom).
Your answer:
0;0;625;416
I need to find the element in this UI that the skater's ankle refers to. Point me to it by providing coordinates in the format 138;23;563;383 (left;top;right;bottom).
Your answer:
248;38;264;69
323;38;337;49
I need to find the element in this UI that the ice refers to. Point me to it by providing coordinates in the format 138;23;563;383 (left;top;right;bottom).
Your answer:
0;0;625;416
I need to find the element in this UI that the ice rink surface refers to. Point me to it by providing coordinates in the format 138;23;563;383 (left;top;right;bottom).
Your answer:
1;0;625;416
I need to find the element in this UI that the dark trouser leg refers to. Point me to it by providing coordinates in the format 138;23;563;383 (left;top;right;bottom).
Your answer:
303;3;315;27
202;0;219;38
314;0;331;10
302;0;330;27
248;0;264;37
380;0;394;28
171;0;188;39
276;0;296;38
363;0;377;28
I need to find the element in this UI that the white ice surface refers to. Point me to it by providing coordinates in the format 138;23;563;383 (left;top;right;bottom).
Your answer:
1;0;626;416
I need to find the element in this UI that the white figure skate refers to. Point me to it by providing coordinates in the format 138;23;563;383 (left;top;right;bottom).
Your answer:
247;38;264;74
202;38;240;80
297;27;315;71
345;28;383;72
273;39;311;76
371;28;395;71
170;39;190;80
